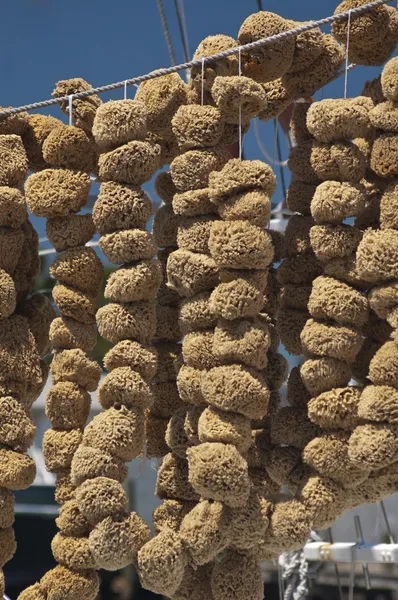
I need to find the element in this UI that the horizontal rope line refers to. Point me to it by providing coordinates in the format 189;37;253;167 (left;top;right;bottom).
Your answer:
0;0;392;119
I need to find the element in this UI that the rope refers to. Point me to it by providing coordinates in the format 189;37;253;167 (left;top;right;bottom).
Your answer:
174;0;190;62
0;0;391;119
280;533;324;600
157;0;177;66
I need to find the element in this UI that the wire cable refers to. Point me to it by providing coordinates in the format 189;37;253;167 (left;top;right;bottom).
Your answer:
174;0;190;62
157;0;177;66
0;0;391;119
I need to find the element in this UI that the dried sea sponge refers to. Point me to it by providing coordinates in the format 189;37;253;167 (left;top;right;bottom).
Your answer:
310;224;362;262
96;301;156;345
167;249;219;298
182;330;219;371
265;446;301;486
51;348;101;391
217;189;271;228
201;364;269;419
50;317;96;352
238;12;295;82
256;78;291;121
177;215;217;254
42;126;97;173
93;182;152;234
303;432;369;487
173;564;213;600
381;57;398;101
76;476;127;526
71;445;127;486
144;413;168;458
180;500;229;565
380;180;398;229
210;279;263;321
179;292;216;335
0;449;34;491
172;105;224;149
104;260;161;303
307;97;373;143
279;284;311;312
301;318;362;363
25;168;90;218
190;35;238;90
154;171;177;204
265;499;312;552
176;365;205;406
150;381;183;418
211;550;263;600
300;475;345;530
187;442;250;508
309;276;368;327
0;396;35;452
277;308;307;355
53;77;101;132
369;101;398;132
172;188;215;217
308;386;360;431
42;428;82;471
152;499;194;534
170;147;229;192
51;534;96;570
209;220;273;270
0;527;16;567
0;187;26;229
56;499;90;537
349;423;398;470
46;382;90;430
98;367;152;411
271;407;319;449
357;229;398;284
152;203;179;248
198;406;251;453
46;213;94;253
300;356;351;397
0;134;28;187
283;214;313;256
0;487;14;529
209;158;276;201
104;340;157;380
227;490;271;550
211;76;266;123
52;284;96;325
0;108;28;135
17;584;46;600
0;270;16;318
358;385;398;422
311;180;367;224
99;229;156;264
41;566;99;600
287;366;311;408
285;180;315;215
155;304;180;343
282;35;344;99
369;341;398;387
135;73;188;133
277;253;322;286
98;140;160;185
213;317;270;369
0;227;25;276
137;529;187;596
82;406;144;461
21;113;63;171
370;133;398;177
92;99;147;150
156;452;199;502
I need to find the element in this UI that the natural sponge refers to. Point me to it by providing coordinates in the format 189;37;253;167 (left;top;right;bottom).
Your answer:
92;99;147;150
71;445;127;487
348;423;398;470
96;301;156;345
25;168;90;218
0;134;28;187
308;275;369;327
42;126;97;173
135;73;188;133
40;565;99;600
208;220;273;269
46;213;95;253
211;550;264;600
190;35;238;91
187;442;250;507
307;97;373;142
93;182;153;234
82;406;144;461
238;12;295;82
137;529;187;596
51;348;101;392
45;382;91;430
167;249;219;298
76;476;128;525
211;76;266;123
179;500;229;565
172;105;224;149
308;386;361;430
0;187;26;228
357;229;398;284
98;140;161;185
209;158;276;201
170;147;229;192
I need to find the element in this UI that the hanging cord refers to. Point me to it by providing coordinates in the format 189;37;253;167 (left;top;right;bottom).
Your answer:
0;0;391;119
344;10;352;97
68;95;73;126
238;47;243;160
276;121;287;199
157;0;177;66
174;0;190;62
201;57;205;105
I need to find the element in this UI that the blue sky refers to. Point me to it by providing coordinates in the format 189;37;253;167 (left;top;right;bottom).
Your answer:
1;0;393;241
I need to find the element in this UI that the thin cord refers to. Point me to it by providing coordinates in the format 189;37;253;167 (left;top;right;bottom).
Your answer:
273;119;278;165
174;0;190;62
157;0;177;66
276;124;287;199
201;58;205;105
0;0;391;118
256;0;263;9
178;0;190;58
68;95;73;126
124;80;128;100
253;120;288;166
238;47;242;160
344;9;352;98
